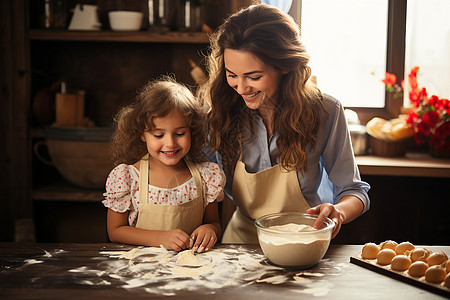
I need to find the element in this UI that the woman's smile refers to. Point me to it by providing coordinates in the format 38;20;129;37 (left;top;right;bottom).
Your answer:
242;91;261;101
224;48;282;111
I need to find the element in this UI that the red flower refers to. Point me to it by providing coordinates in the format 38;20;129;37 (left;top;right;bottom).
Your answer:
428;95;439;107
409;90;420;107
383;66;450;151
382;72;397;86
417;122;431;136
422;111;440;128
437;98;449;111
406;112;419;125
408;67;419;91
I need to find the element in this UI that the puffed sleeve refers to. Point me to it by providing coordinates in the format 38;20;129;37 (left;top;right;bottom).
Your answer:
102;164;138;214
197;162;226;206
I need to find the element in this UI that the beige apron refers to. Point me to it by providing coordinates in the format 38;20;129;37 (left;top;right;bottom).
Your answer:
135;155;203;235
222;158;310;244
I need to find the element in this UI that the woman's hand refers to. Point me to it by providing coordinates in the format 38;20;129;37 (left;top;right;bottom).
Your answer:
306;203;343;238
190;224;219;253
159;229;191;251
306;195;364;239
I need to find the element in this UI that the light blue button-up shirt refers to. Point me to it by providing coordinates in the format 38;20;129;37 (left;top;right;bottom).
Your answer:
207;94;371;214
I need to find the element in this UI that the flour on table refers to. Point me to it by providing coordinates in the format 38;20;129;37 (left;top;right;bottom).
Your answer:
67;245;341;297
256;275;288;284
120;248;140;259
24;259;43;265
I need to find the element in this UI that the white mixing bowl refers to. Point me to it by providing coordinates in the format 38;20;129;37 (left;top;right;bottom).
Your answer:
255;212;335;268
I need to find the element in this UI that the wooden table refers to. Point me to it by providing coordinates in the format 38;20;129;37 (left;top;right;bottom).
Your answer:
0;243;448;299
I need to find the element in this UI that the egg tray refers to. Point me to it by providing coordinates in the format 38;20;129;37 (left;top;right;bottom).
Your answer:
350;253;450;298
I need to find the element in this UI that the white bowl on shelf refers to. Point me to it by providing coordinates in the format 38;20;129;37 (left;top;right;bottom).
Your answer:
108;11;143;31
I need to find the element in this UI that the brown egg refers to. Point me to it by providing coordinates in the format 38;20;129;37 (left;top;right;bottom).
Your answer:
377;248;396;265
391;255;412;271
445;260;450;273
380;240;398;251
395;242;415;255
426;251;448;266
424;265;446;283
445;273;450;288
361;243;380;259
408;261;429;277
409;248;431;262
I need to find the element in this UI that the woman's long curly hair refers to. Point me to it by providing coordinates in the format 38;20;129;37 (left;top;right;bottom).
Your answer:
200;4;326;176
111;76;207;166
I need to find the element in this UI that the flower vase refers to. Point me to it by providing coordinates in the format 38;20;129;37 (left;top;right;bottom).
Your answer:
429;145;450;159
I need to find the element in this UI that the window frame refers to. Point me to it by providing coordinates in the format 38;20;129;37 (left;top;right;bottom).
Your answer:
349;0;407;124
291;0;407;124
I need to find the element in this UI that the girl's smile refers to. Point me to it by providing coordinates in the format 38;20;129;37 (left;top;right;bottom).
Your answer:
141;109;191;167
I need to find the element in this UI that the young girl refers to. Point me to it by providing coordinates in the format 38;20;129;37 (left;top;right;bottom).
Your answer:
103;77;225;252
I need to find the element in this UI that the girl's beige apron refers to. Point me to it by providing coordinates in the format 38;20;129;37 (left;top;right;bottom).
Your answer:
135;156;203;235
222;159;310;244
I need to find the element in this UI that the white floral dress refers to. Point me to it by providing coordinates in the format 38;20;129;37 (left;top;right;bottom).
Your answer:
102;162;226;227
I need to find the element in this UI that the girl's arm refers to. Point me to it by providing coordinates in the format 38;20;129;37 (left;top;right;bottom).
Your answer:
106;208;191;251
190;201;221;252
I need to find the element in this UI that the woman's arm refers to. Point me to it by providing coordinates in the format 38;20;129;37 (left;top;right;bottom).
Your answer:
106;209;191;251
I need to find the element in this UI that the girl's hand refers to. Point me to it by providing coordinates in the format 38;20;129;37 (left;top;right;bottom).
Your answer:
306;203;343;239
190;224;219;253
159;229;191;251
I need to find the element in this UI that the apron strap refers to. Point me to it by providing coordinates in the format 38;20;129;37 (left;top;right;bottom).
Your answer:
185;159;203;203
139;154;149;204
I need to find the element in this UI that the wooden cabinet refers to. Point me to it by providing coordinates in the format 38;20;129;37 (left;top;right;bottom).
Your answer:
1;0;250;242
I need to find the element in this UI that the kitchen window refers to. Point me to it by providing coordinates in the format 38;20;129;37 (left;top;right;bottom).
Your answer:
277;0;450;123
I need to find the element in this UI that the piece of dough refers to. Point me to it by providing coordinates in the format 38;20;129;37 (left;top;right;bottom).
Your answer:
395;241;415;255
176;249;200;266
424;265;446;283
426;251;448;266
377;249;396;265
391;255;412;271
408;261;429;277
361;243;380;259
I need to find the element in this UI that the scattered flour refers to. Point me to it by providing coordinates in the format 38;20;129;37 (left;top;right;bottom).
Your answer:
62;245;343;297
24;259;43;265
256;275;288;284
14;245;349;297
120;248;140;259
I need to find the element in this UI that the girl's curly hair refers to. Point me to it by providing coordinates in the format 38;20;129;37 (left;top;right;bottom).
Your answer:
111;76;207;166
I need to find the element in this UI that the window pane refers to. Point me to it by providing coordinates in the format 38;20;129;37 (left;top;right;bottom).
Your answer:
404;0;450;107
301;0;388;107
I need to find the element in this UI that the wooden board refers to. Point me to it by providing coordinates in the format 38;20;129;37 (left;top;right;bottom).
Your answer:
350;253;450;298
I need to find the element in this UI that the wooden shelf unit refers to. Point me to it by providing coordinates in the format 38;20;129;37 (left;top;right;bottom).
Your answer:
29;29;210;43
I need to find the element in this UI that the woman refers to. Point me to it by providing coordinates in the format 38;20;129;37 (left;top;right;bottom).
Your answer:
200;4;370;243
